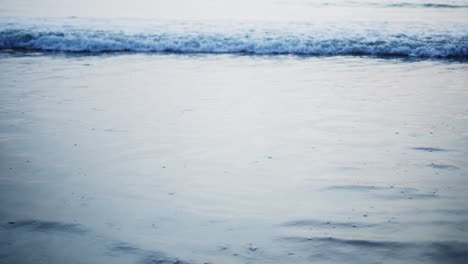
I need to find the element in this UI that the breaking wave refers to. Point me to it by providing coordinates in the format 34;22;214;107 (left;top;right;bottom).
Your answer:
1;18;467;58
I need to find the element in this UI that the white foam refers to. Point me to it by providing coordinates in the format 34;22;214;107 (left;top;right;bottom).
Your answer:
1;18;467;58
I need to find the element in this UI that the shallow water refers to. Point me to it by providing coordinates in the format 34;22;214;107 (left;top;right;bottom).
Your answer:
0;53;467;263
1;0;468;263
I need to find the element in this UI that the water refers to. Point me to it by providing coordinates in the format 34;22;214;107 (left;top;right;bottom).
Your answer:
1;18;467;57
1;1;468;264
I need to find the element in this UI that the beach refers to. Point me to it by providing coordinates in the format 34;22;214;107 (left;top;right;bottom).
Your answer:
1;1;468;263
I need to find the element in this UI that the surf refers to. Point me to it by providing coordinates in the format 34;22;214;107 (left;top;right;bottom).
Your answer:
1;18;467;58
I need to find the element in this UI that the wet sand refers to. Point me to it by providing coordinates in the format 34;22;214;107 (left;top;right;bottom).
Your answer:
0;54;468;263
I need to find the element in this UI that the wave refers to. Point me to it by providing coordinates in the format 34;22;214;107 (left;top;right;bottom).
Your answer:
311;1;468;9
405;3;468;8
1;20;467;58
382;2;468;8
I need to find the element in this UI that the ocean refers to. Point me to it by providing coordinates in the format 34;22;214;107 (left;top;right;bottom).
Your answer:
0;1;468;263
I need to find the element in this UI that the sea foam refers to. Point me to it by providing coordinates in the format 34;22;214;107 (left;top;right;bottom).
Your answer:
1;18;467;58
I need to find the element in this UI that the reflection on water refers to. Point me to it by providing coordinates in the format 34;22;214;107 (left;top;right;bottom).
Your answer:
0;53;467;263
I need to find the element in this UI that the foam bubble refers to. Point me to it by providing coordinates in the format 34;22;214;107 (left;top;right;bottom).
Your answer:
1;18;467;58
